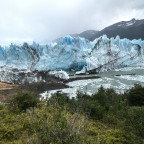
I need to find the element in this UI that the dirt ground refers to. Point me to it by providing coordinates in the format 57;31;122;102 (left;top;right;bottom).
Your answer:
0;82;18;103
0;82;18;91
0;75;101;103
0;81;69;103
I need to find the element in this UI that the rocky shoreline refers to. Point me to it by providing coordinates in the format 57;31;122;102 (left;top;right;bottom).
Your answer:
0;74;102;103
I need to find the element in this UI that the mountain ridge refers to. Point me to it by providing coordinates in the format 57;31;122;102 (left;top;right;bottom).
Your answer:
70;18;144;41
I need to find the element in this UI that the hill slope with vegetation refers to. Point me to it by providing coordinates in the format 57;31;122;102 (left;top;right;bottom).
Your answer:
0;84;144;144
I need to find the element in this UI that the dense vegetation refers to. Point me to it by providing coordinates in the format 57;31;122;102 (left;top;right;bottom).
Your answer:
0;84;144;144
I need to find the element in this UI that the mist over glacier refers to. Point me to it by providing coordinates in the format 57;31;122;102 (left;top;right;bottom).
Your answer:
0;35;144;73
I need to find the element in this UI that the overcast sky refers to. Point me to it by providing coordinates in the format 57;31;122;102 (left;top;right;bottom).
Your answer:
0;0;144;44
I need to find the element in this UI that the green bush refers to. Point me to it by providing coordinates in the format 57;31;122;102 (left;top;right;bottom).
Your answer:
76;86;111;120
127;84;144;106
105;88;119;104
124;107;144;139
93;86;108;106
9;91;40;113
0;104;4;110
28;106;89;144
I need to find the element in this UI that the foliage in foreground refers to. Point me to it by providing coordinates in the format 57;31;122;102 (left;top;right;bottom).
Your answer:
0;84;144;144
9;91;40;113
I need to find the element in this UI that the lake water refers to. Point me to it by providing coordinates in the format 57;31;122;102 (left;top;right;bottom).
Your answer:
41;67;144;99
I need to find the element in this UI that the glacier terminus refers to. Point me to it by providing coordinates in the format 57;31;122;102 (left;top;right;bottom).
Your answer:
0;35;144;83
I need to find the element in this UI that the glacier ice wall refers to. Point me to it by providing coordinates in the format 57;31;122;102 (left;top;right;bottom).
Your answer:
0;36;92;71
0;35;144;73
85;35;144;73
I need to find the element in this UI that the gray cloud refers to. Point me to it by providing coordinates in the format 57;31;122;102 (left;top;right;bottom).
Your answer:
0;0;144;44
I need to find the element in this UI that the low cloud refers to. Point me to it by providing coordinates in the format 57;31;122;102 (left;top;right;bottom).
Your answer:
0;0;144;44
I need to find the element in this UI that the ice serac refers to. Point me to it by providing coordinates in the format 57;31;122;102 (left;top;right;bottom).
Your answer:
0;36;92;71
35;36;92;71
0;35;144;79
0;42;40;70
49;70;69;80
84;35;144;73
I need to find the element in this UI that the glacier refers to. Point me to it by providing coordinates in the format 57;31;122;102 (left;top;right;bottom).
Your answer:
0;36;92;71
0;35;144;83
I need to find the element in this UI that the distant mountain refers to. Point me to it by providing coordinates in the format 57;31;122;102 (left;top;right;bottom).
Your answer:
70;30;99;40
72;18;144;41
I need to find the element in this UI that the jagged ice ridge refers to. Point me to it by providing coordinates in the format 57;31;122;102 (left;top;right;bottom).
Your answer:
0;35;144;83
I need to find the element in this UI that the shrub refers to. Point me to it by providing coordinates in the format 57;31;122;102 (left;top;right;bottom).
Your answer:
76;87;110;120
47;92;77;113
28;106;89;144
105;88;119;104
9;91;40;113
0;104;4;110
47;92;71;109
127;84;144;106
93;86;108;106
124;107;144;139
